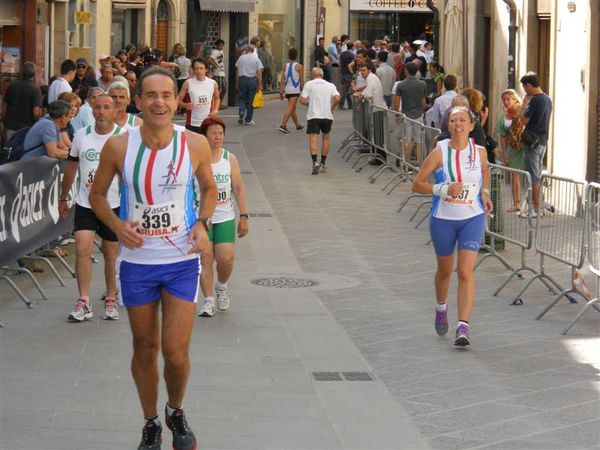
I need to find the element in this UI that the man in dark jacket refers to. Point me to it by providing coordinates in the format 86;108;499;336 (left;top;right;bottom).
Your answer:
1;62;42;142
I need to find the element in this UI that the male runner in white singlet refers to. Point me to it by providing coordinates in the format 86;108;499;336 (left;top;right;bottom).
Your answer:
177;58;220;133
90;67;217;450
59;94;123;322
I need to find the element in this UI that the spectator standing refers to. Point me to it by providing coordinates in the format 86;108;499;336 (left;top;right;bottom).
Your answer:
95;53;112;79
71;87;104;132
299;67;340;174
48;59;76;102
375;52;396;108
59;94;124;322
357;63;387;166
496;89;526;212
97;64;114;92
57;91;82;149
338;41;355;110
394;62;427;163
20;100;71;160
177;58;220;133
430;74;458;128
460;88;488;149
278;48;305;133
349;49;368;94
124;71;140;114
210;39;228;108
257;40;274;92
71;58;98;103
520;71;552;214
428;62;444;96
170;43;191;92
1;62;41;141
327;36;340;66
387;42;400;68
313;37;330;82
234;45;263;126
127;51;143;78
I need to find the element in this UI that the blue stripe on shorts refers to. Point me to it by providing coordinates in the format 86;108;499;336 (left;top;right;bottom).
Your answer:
118;258;200;307
429;214;486;256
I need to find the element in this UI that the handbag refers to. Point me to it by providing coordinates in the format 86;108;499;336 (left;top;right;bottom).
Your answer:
252;90;263;109
521;128;540;148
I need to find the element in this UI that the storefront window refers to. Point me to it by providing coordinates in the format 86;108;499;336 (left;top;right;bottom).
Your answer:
349;12;433;44
257;1;302;93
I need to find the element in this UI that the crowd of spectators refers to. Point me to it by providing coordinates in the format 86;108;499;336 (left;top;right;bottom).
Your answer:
0;40;223;163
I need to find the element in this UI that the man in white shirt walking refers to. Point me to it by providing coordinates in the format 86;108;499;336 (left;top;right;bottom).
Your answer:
300;67;340;175
48;60;76;102
234;45;263;125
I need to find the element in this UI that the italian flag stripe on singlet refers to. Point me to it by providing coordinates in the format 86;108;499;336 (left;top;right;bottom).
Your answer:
144;149;158;204
176;131;186;177
454;147;462;182
447;139;476;184
447;146;456;182
132;130;182;205
132;142;146;204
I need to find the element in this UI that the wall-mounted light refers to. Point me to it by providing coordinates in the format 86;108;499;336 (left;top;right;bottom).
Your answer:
567;1;576;13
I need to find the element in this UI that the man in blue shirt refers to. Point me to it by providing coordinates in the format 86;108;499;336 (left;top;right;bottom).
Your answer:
520;71;552;214
21;100;71;161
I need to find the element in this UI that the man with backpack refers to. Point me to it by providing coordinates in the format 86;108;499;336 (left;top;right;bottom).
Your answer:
1;62;42;143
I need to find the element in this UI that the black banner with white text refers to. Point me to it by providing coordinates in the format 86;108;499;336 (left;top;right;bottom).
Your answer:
0;158;76;266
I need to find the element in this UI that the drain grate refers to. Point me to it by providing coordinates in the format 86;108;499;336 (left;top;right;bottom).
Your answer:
313;372;343;381
342;371;374;381
312;371;374;381
249;213;273;218
251;277;319;288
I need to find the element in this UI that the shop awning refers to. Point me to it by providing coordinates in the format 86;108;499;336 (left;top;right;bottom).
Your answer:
0;0;20;26
198;0;255;13
112;0;147;10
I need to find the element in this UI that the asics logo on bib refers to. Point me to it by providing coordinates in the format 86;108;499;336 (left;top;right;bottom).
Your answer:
143;204;174;215
83;148;101;161
214;173;230;183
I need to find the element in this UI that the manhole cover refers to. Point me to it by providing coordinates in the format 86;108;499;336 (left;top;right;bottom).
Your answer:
251;277;320;288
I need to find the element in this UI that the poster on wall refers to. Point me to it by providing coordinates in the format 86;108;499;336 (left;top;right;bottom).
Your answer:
0;46;20;73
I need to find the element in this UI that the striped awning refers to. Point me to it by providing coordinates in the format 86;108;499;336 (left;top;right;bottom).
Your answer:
198;0;255;13
112;0;147;10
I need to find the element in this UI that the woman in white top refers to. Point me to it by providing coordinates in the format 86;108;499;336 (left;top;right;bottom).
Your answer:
278;48;305;134
412;107;493;347
197;116;249;317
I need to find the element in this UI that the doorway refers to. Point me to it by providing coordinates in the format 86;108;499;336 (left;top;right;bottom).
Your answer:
228;12;249;107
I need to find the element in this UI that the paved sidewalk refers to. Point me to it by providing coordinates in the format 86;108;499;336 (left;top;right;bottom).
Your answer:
1;100;599;450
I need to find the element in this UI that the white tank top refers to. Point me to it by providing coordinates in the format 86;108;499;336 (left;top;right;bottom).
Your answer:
119;125;199;264
211;149;235;224
431;138;484;220
70;124;123;209
188;77;215;126
284;62;301;94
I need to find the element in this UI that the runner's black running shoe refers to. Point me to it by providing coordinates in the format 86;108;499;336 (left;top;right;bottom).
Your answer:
165;406;197;450
138;419;162;450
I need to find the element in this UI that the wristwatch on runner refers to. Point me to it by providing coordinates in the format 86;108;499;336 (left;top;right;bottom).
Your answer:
198;217;212;231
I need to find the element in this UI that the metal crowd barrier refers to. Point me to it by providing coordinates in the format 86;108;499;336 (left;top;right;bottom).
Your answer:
503;174;585;306
537;181;600;333
476;165;533;284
